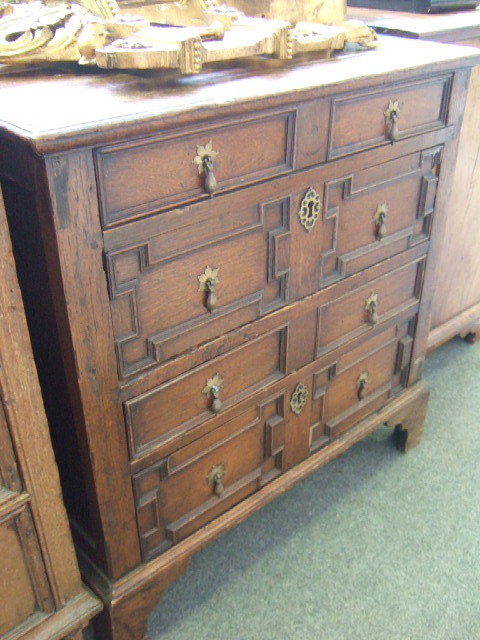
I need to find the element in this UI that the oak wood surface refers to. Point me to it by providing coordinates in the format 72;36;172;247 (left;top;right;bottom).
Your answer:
347;6;480;42
347;7;480;350
0;37;479;152
0;186;101;639
0;38;477;640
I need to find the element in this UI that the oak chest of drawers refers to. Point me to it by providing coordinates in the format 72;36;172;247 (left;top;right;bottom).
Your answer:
0;36;479;640
348;7;480;351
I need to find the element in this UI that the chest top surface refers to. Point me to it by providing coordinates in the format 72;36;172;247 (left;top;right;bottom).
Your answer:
0;35;479;152
347;6;480;41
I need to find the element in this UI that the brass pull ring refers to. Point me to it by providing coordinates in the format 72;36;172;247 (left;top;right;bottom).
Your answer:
193;141;218;197
357;372;369;400
384;100;400;144
365;292;379;327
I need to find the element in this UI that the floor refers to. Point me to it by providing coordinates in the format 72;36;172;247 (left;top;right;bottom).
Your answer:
86;337;480;640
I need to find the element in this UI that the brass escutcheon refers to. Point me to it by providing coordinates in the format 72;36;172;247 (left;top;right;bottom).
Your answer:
202;374;223;414
374;203;388;240
298;187;322;232
365;292;379;327
290;382;309;415
207;464;225;498
198;265;219;312
193;141;218;196
384;100;400;144
356;372;369;400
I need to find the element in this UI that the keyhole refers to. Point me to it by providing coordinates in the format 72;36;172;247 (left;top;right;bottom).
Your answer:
307;200;315;220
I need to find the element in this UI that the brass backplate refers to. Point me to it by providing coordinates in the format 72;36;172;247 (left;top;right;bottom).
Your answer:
207;464;225;486
198;265;219;292
202;374;223;397
384;99;399;121
193;141;218;176
290;382;309;415
374;203;388;224
298;187;322;232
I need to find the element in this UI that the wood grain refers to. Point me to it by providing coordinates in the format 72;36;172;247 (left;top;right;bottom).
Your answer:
0;185;101;639
0;38;477;640
348;7;480;350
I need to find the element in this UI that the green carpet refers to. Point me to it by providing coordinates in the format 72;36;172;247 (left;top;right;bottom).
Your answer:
145;338;480;640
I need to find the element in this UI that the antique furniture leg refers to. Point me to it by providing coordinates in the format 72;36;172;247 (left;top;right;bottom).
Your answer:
388;384;430;452
92;557;191;640
460;322;480;344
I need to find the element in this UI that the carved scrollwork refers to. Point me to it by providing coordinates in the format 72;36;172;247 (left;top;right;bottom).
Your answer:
0;0;377;70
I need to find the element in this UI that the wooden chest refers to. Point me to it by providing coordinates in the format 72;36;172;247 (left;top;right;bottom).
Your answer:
348;7;480;351
0;36;478;640
0;188;101;639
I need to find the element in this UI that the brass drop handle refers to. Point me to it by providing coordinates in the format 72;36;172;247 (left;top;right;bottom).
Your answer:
202;155;217;196
193;141;218;197
357;372;369;400
198;266;219;313
205;278;217;313
384;100;400;144
203;374;223;415
365;293;379;327
208;464;225;498
210;384;222;414
374;203;388;241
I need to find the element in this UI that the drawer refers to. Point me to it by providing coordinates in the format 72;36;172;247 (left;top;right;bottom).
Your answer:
308;318;415;451
95;110;296;227
316;146;440;287
329;74;452;159
316;257;425;357
124;327;287;461
105;191;291;380
133;392;287;560
105;146;438;381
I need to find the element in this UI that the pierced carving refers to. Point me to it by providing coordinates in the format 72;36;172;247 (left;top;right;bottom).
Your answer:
298;187;321;232
0;0;377;72
290;382;309;415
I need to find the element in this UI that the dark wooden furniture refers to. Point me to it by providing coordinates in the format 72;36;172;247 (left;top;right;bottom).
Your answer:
348;7;480;351
0;186;101;640
347;0;479;15
0;37;479;640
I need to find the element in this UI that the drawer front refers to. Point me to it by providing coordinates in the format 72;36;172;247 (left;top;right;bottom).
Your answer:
308;318;415;451
124;327;287;461
133;393;287;560
133;311;416;560
106;193;291;380
330;75;451;159
316;257;425;357
106;146;437;381
0;506;52;636
96;110;295;227
316;146;440;287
